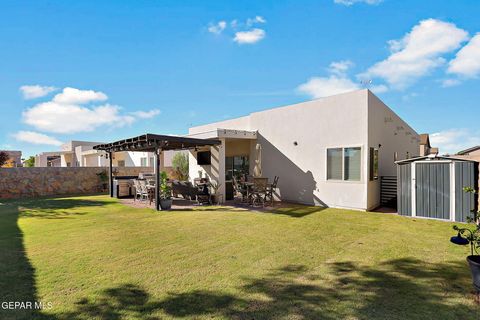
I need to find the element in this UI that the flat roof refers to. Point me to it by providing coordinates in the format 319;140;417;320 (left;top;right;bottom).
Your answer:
93;133;221;152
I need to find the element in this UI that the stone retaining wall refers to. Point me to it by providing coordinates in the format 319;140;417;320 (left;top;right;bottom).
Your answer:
0;167;154;199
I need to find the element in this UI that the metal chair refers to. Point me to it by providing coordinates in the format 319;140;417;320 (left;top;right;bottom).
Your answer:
265;176;279;206
251;178;268;207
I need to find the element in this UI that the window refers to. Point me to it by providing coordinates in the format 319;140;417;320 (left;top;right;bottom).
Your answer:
140;157;147;167
369;148;379;181
117;160;125;167
327;148;342;180
327;147;361;181
150;157;154;167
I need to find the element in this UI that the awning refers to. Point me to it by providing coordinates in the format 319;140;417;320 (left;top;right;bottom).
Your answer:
93;133;221;153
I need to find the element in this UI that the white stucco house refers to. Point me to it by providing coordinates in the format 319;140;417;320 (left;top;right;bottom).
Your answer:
187;89;420;211
35;140;177;168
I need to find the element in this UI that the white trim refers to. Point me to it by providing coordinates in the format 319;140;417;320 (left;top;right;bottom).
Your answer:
414;160;453;164
411;162;416;217
450;162;456;221
325;145;363;183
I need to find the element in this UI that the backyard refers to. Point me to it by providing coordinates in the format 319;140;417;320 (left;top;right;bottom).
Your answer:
1;195;479;320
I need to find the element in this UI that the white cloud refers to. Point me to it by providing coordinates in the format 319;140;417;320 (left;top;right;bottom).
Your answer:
13;131;62;146
234;28;266;44
20;87;156;134
441;78;461;87
328;60;354;76
447;33;480;78
297;75;359;99
20;85;57;99
130;109;161;119
53;87;107;105
362;19;469;89
430;128;480;155
334;0;383;6
246;16;266;26
208;21;227;34
23;102;134;134
298;59;362;98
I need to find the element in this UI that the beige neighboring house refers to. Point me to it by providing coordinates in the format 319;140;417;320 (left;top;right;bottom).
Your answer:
0;150;22;167
419;134;439;156
35;140;177;168
456;146;480;162
188;89;420;210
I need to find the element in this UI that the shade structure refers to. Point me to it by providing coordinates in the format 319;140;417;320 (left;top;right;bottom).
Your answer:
93;133;221;153
94;133;221;211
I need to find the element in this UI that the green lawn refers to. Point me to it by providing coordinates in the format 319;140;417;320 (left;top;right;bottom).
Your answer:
0;195;479;319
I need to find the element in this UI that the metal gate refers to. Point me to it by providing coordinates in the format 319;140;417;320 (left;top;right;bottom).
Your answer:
415;162;450;219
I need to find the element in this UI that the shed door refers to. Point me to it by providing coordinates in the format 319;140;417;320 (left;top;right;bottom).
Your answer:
415;163;450;220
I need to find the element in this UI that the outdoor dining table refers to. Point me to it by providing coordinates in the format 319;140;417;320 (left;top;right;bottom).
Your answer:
240;180;271;205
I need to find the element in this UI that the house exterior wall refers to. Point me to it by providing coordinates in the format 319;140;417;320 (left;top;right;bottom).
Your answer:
367;91;420;209
189;89;419;210
190;90;372;209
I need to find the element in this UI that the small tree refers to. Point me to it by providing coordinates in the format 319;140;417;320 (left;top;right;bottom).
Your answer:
0;152;9;167
24;156;35;167
172;152;189;181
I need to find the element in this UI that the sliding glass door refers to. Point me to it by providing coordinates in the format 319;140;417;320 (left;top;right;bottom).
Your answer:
225;156;249;200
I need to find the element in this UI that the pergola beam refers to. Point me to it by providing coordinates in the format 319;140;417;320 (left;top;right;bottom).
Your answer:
93;133;220;153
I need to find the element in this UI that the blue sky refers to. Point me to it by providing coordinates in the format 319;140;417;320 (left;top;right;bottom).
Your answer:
1;0;479;157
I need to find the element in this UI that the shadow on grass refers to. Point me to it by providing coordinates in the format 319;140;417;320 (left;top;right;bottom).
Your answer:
0;198;113;320
16;198;116;219
268;205;326;218
51;260;479;320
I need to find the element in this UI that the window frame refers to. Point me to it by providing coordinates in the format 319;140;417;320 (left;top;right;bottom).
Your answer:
369;147;379;181
325;146;363;183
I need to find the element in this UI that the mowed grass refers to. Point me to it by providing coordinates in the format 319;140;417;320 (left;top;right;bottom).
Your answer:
0;195;479;320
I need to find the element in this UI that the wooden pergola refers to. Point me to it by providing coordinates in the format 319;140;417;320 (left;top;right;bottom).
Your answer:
93;134;221;210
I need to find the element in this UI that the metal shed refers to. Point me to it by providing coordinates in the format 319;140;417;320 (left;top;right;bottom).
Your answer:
396;155;478;222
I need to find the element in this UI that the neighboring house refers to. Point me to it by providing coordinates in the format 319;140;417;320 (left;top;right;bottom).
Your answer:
188;89;420;211
35;140;160;168
0;150;22;167
456;146;480;162
419;134;439;156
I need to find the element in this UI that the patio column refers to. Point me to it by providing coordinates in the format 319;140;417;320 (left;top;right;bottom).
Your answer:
108;151;113;197
154;148;161;211
210;138;226;203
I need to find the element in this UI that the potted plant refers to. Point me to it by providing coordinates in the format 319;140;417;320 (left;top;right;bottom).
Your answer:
450;187;480;293
159;171;173;210
208;181;222;205
96;170;109;192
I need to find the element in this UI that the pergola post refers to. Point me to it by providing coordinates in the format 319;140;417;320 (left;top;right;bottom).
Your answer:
108;151;113;197
154;148;161;211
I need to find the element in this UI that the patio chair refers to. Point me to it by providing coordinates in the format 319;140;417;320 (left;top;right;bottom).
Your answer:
135;179;149;202
195;181;211;205
251;178;268;207
133;179;144;201
233;176;248;203
265;176;279;206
